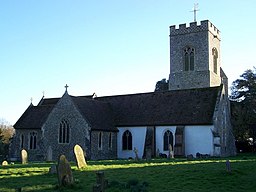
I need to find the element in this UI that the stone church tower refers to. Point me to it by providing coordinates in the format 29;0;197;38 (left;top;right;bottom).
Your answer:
169;20;222;90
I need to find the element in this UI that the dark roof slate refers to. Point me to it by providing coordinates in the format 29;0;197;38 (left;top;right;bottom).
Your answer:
14;86;220;130
71;96;117;132
14;105;54;129
96;86;220;126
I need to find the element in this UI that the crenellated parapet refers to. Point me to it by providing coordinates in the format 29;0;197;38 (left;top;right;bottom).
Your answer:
170;20;220;39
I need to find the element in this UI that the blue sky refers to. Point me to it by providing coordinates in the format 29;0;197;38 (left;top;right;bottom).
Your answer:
0;0;256;125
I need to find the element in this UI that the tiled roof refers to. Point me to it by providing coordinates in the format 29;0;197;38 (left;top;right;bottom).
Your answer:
96;86;220;126
14;86;220;130
71;96;117;132
14;105;54;129
38;98;60;106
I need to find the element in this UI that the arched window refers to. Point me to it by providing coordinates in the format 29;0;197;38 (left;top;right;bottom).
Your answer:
212;48;218;74
184;46;195;71
20;134;24;149
163;130;173;151
59;119;70;144
122;130;132;150
98;132;103;150
108;132;112;149
29;132;37;150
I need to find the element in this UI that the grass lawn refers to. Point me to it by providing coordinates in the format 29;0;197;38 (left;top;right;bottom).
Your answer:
0;154;256;192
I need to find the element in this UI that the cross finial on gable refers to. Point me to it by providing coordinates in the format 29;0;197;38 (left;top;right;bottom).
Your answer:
65;84;69;92
190;3;199;22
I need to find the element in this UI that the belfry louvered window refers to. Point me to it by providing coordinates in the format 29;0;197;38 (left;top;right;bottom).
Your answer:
184;46;195;71
59;119;70;144
212;48;218;74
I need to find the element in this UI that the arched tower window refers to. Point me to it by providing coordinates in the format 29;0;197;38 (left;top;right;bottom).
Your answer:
59;119;70;144
122;130;132;150
20;134;24;149
29;132;37;150
163;130;173;151
184;46;195;71
212;48;218;74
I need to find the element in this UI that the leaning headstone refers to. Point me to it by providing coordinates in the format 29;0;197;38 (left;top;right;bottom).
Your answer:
168;144;174;159
49;164;57;174
74;144;87;169
92;171;108;192
57;155;74;187
46;146;53;161
156;148;160;158
2;160;8;166
21;149;28;164
226;160;231;173
133;147;139;161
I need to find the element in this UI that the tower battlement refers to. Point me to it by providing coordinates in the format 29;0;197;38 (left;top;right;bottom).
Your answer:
170;20;220;39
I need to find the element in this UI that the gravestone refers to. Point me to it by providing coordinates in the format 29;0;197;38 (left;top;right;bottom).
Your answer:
133;147;139;161
226;160;231;173
187;154;194;160
2;160;8;166
92;171;108;192
74;144;87;169
49;164;57;174
156;148;160;158
46;146;53;161
57;155;74;187
21;149;28;164
169;144;174;159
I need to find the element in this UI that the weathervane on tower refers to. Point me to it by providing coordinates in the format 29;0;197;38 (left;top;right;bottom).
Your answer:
191;3;199;22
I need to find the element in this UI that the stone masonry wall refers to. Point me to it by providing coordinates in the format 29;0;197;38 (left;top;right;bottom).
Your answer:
42;92;91;161
91;131;117;160
9;129;44;161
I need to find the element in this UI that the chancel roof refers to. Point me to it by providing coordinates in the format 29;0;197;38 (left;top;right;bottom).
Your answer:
14;105;54;129
14;86;221;130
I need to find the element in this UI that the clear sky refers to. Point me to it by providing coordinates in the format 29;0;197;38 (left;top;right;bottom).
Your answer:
0;0;255;125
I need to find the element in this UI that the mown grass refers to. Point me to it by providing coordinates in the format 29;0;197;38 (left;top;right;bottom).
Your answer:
0;154;256;192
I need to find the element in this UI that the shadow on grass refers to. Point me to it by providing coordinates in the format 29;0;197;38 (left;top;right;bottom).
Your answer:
0;156;256;192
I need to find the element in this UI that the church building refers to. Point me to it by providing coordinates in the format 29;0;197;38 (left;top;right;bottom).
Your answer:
9;20;236;161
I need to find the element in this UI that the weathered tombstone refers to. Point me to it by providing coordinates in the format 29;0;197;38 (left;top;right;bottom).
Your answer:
226;160;231;173
92;171;108;192
57;155;74;187
21;149;28;164
168;144;174;159
2;160;8;166
146;147;152;161
46;146;53;161
156;148;160;158
49;164;57;174
133;147;139;161
74;144;87;169
187;154;194;160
